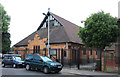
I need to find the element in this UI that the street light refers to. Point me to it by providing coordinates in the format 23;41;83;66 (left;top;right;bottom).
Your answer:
43;8;50;57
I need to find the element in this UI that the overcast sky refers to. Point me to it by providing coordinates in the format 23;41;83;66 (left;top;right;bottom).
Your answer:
1;0;120;47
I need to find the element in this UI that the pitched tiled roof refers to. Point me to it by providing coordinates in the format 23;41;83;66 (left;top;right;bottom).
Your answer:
14;31;37;47
51;13;82;44
14;12;83;47
38;26;70;43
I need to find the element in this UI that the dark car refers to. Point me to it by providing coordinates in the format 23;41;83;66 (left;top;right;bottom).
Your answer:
2;54;24;68
25;54;63;74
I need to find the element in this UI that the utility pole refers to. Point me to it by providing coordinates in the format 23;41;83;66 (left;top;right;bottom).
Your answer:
48;8;50;57
43;8;50;57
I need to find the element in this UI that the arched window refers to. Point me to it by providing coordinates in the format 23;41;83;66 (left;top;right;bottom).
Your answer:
90;49;92;55
33;46;35;54
38;46;40;53
83;48;86;55
33;46;40;54
64;50;66;57
36;46;37;53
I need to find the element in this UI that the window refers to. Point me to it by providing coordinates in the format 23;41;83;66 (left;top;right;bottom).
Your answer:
33;46;35;54
90;49;92;55
34;55;41;60
46;20;55;27
41;56;53;62
36;46;37;53
8;56;12;59
54;20;60;26
83;48;86;55
26;55;33;60
64;50;66;57
33;46;40;54
58;49;60;60
50;49;57;55
38;46;40;53
15;57;21;61
41;14;62;29
50;20;54;27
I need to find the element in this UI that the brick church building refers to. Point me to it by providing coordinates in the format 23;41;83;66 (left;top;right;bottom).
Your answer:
14;11;97;64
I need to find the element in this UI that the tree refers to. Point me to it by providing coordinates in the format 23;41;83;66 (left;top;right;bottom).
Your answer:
0;3;11;54
78;11;120;71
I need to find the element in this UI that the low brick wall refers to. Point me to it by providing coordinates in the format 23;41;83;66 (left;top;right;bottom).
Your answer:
105;66;118;73
103;52;119;73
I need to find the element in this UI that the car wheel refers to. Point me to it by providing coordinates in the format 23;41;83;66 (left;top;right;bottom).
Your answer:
26;64;31;71
13;64;17;68
2;63;5;67
43;67;49;74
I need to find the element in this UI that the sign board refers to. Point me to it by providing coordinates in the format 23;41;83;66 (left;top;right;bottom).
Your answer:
50;49;57;55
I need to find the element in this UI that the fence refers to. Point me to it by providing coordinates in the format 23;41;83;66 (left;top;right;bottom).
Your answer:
12;48;97;70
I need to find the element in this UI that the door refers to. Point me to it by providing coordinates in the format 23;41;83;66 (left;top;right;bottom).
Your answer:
5;56;13;65
33;55;43;69
26;55;34;68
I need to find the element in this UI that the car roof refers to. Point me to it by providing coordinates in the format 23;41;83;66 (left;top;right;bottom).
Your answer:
27;54;47;57
3;54;21;57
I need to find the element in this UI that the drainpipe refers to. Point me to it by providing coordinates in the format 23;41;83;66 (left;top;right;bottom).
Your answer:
66;42;68;63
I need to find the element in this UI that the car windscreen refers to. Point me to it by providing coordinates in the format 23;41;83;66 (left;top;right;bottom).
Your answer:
40;56;53;62
4;56;12;60
14;57;21;61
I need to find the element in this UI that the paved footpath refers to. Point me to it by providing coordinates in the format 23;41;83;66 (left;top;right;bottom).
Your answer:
62;67;119;76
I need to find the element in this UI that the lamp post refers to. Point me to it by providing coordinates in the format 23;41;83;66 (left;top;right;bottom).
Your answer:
43;8;50;57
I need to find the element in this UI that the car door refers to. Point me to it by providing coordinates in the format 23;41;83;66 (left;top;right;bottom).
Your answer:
4;56;12;65
7;56;13;65
27;55;34;68
3;56;8;64
33;55;43;69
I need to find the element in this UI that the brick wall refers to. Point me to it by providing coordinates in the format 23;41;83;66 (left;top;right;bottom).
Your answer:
102;51;118;73
14;33;97;64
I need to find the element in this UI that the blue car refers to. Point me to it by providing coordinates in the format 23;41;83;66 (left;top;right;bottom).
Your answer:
2;54;24;68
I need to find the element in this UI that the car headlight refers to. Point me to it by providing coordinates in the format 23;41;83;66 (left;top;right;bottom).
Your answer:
50;63;56;66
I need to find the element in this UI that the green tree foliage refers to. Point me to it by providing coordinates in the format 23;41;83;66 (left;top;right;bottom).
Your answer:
78;11;120;71
0;3;11;54
78;11;119;49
